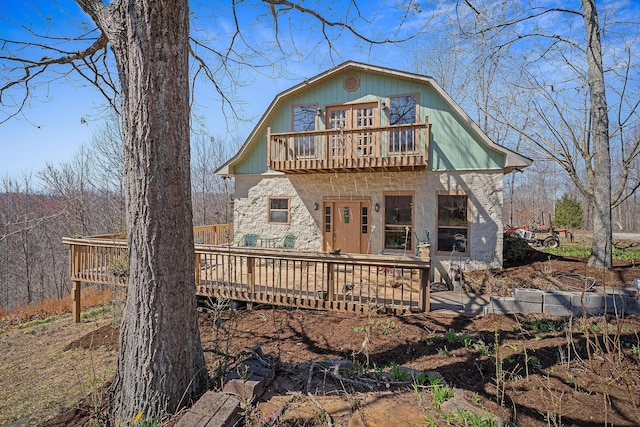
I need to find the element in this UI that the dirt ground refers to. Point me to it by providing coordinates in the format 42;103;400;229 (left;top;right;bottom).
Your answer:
464;251;640;296
4;248;640;427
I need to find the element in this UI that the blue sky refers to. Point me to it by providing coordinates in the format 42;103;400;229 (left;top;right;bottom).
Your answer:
2;1;638;187
0;1;425;184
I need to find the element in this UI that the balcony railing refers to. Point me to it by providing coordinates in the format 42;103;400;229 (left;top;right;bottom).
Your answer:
63;224;431;322
267;119;430;173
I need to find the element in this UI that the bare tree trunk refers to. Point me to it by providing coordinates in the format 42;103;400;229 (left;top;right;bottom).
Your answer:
77;0;207;420
583;0;612;268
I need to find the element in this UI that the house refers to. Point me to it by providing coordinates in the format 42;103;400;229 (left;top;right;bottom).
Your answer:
216;62;531;281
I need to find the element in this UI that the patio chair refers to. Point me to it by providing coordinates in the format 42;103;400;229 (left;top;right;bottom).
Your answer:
242;234;259;247
278;234;297;249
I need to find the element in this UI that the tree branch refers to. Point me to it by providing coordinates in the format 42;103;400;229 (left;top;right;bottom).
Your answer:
1;32;113;123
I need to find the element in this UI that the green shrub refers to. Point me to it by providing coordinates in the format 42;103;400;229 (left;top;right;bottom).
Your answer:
503;232;535;264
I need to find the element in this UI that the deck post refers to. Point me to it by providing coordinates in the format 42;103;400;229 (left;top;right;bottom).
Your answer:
419;267;430;312
246;257;255;310
72;280;82;323
70;244;83;323
327;263;335;302
194;252;201;287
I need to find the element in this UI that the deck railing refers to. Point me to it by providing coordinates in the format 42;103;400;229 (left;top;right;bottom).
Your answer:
193;224;234;245
267;120;430;173
63;226;430;322
194;246;430;315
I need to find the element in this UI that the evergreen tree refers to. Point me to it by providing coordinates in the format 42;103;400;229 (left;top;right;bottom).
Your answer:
554;194;584;229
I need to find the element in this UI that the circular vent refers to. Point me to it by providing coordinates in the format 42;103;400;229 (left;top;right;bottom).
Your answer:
343;75;360;92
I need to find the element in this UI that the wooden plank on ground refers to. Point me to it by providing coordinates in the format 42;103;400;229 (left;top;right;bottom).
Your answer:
175;391;241;427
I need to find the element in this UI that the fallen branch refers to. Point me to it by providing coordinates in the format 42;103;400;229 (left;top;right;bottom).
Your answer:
266;394;296;427
319;366;379;390
307;392;333;427
306;360;315;394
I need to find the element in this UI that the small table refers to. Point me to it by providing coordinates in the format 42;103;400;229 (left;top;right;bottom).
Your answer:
258;237;278;248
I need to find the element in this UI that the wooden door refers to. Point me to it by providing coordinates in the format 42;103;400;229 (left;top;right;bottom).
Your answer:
354;103;376;157
323;200;371;254
327;107;348;159
326;102;378;159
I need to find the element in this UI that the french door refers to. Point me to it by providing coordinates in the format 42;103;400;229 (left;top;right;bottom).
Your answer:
326;102;379;159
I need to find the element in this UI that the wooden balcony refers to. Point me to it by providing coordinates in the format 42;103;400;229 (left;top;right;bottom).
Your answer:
62;224;431;322
267;120;430;173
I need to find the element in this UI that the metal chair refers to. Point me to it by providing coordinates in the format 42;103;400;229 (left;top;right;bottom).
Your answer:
242;234;259;247
278;234;297;249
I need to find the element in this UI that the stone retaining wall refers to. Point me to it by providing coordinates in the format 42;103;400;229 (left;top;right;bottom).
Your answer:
486;288;640;316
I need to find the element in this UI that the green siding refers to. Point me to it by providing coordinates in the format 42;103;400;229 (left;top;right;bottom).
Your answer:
235;131;267;175
233;70;505;174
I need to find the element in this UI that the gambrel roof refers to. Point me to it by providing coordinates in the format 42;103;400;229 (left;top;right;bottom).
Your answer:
216;61;532;175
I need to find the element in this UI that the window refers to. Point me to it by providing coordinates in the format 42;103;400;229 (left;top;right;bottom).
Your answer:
383;194;413;250
388;94;417;153
324;205;331;232
361;206;369;234
437;194;469;253
268;197;290;223
292;105;316;157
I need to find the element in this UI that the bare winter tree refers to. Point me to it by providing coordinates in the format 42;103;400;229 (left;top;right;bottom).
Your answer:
414;4;542;228
88;115;126;232
38;136;125;235
191;135;234;225
1;0;422;421
0;175;69;310
448;0;640;268
38;146;95;236
1;120;126;313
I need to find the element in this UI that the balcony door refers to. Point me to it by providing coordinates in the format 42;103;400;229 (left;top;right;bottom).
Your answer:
326;102;379;159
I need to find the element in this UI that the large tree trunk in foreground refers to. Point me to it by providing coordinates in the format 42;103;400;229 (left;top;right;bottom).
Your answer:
582;0;612;269
82;0;208;421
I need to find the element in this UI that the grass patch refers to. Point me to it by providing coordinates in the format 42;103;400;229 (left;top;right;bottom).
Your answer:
543;244;640;261
82;306;111;319
17;316;57;330
0;311;116;426
431;382;455;409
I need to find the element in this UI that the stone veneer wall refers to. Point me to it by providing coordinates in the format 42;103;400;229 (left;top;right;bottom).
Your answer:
233;170;503;278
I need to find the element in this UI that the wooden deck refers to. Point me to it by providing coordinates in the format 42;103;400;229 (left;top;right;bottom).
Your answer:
63;225;430;322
